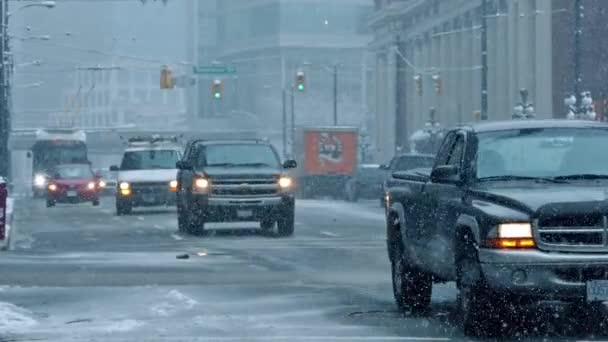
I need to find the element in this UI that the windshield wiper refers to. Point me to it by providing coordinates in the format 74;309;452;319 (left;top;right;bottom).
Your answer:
478;175;568;183
554;174;608;180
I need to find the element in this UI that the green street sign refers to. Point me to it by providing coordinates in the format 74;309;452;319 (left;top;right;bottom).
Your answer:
193;65;237;75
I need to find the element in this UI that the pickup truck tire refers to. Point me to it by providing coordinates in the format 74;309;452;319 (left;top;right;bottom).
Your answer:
187;208;207;236
277;210;295;237
388;216;432;314
116;202;132;216
456;234;507;337
260;219;275;232
177;204;188;233
46;199;55;208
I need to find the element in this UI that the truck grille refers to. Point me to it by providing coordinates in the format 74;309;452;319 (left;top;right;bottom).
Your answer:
535;214;608;252
210;177;278;197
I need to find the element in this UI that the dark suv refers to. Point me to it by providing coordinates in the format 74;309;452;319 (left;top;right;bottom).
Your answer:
175;140;298;236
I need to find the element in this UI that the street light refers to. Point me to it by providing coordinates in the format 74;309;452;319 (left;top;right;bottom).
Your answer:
7;1;56;18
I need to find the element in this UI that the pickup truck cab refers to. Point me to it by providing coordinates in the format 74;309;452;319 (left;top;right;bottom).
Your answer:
385;119;608;336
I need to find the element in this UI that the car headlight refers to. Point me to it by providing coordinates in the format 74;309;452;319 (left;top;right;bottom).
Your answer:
194;178;209;189
119;182;130;190
34;174;46;187
87;182;96;190
48;184;57;192
99;180;107;188
278;176;293;189
487;223;535;249
169;180;178;192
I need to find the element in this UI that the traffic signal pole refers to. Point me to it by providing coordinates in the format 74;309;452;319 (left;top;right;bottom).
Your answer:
0;0;8;179
333;64;338;126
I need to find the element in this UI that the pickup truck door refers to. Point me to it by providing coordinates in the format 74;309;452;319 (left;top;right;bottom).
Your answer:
414;132;467;278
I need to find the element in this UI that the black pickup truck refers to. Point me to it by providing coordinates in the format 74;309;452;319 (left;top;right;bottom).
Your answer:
385;119;608;336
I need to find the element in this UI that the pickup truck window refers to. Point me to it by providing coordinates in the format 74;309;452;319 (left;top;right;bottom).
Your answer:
120;150;181;170
446;135;465;167
199;144;280;168
476;128;608;179
434;131;456;166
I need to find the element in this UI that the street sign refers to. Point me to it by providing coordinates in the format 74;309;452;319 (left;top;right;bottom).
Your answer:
193;66;237;75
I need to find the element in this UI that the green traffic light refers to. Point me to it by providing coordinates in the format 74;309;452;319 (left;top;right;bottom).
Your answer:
297;84;305;91
214;92;221;99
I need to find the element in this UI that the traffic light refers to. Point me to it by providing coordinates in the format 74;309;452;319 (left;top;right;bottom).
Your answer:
160;65;174;89
432;74;442;96
211;79;223;100
295;71;305;92
414;74;422;96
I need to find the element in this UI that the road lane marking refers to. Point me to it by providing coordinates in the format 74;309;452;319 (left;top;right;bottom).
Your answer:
137;216;145;221
320;231;340;238
170;234;183;241
153;224;163;230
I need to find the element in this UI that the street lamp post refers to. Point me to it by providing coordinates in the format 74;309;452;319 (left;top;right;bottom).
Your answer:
0;0;55;178
512;88;535;119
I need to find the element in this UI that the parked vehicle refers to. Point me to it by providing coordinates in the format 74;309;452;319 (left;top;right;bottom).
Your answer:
176;139;297;236
344;164;385;202
46;164;100;207
294;126;358;199
384;119;608;336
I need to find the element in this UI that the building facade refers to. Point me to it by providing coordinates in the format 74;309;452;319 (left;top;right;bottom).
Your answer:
195;0;373;155
369;0;608;162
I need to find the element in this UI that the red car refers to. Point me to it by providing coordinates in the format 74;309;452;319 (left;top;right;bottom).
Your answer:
46;164;101;207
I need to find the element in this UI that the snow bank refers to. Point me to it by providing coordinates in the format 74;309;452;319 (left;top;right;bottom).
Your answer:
150;289;198;317
0;301;38;333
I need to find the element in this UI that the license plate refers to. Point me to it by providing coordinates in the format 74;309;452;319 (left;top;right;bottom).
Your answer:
587;280;608;302
143;194;156;203
67;191;77;197
237;209;253;218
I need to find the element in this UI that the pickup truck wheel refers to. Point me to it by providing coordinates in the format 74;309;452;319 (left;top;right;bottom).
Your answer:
260;219;275;232
456;239;506;337
187;208;207;236
391;255;432;314
277;210;295;237
177;204;187;233
46;199;55;208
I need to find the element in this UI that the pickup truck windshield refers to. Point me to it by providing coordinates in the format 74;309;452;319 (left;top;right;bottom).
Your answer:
201;144;280;168
120;150;180;170
476;128;608;179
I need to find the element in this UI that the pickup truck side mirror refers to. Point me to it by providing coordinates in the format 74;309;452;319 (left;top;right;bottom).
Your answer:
176;160;193;170
26;151;32;158
282;160;297;169
109;165;119;172
430;165;461;184
379;164;390;170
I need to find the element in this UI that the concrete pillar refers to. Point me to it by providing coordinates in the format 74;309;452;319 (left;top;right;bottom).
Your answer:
462;13;472;121
508;0;519;107
439;25;449;125
432;29;441;122
487;5;498;120
422;34;431;124
387;45;397;156
496;3;509;119
518;0;533;105
471;12;481;116
535;0;553;118
406;42;415;139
